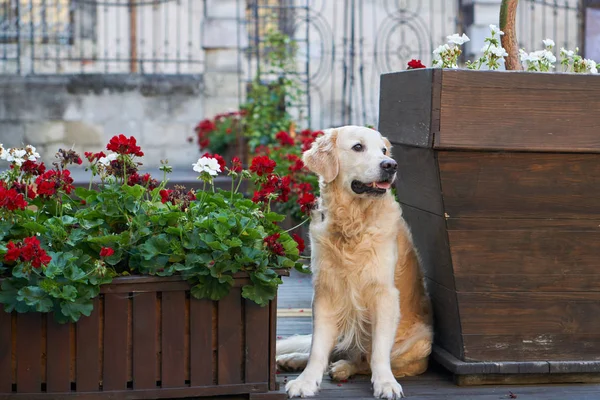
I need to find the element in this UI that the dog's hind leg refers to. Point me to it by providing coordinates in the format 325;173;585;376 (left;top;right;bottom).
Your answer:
277;352;310;372
390;324;433;378
329;358;370;381
276;335;312;372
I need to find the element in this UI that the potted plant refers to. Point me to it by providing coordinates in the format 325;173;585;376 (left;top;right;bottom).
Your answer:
0;135;305;398
379;0;600;385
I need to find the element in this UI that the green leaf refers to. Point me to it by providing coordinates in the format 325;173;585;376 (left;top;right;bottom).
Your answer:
138;234;170;261
242;282;276;307
75;187;97;201
190;276;232;301
21;221;48;234
17;286;54;312
60;299;94;322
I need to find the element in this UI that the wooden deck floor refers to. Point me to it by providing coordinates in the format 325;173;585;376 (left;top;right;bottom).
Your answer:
275;270;600;399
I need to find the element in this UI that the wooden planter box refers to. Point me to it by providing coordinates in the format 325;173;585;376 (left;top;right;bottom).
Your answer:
379;68;600;385
0;274;287;399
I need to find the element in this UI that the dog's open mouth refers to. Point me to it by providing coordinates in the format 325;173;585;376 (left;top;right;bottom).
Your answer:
351;180;392;195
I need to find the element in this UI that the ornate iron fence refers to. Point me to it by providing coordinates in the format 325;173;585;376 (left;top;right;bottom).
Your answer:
0;0;204;74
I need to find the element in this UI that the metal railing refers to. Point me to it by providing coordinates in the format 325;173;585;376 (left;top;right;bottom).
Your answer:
0;0;204;74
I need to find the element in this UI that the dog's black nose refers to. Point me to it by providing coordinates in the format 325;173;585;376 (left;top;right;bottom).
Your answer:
380;159;397;171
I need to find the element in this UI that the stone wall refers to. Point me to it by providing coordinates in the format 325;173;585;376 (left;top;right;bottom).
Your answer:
0;74;204;169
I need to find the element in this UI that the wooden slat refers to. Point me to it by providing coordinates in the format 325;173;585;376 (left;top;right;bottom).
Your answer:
16;313;42;393
245;300;269;384
458;292;600;335
190;298;213;386
217;288;243;385
161;291;185;388
394;146;444;216
103;294;129;391
463;334;600;362
76;298;100;392
401;204;456;291
0;312;11;392
448;229;600;291
438;152;600;219
46;316;71;393
424;279;464;360
268;297;278;392
437;70;600;152
447;218;600;231
378;69;435;148
132;292;157;390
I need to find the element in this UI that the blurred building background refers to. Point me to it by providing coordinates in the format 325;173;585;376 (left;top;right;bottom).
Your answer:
0;0;598;168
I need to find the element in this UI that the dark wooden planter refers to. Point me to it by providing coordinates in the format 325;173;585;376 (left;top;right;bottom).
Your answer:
379;68;600;385
0;273;287;399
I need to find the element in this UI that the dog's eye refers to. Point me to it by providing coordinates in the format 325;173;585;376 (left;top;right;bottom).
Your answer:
352;143;363;152
382;148;387;155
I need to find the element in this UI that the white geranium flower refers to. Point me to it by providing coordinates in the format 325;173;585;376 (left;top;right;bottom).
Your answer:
541;49;557;64
447;33;470;46
192;156;221;176
6;149;27;166
543;38;555;48
433;44;449;55
584;59;598;74
484;44;508;58
560;47;574;59
489;24;504;37
98;153;118;166
25;145;40;161
0;144;5;160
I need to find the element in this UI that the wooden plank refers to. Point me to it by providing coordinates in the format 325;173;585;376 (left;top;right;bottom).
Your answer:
424;279;464;361
46;316;71;393
438;152;600;219
393;146;444;216
0;383;269;399
217;288;243;385
268;296;278;392
458;292;600;335
437;69;600;152
16;313;42;393
189;298;213;386
0;312;11;392
76;298;100;392
378;69;435;148
447;218;600;231
132;292;157;390
401;204;456;291
448;229;600;291
463;334;600;362
245;300;270;384
161;291;185;388
102;294;128;391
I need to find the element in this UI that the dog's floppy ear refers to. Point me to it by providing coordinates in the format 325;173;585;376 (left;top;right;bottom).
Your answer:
383;137;393;157
303;128;339;183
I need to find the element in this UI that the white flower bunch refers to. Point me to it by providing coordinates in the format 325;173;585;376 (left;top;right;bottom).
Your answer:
432;33;470;69
560;47;598;74
98;153;118;166
467;25;508;70
0;144;40;166
192;156;221;176
519;39;557;72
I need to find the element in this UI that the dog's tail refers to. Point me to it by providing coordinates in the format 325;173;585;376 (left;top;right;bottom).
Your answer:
276;334;312;357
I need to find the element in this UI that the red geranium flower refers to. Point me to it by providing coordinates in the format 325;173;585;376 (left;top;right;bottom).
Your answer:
107;134;144;157
276;131;295;146
0;186;28;211
195;119;216;134
160;189;173;204
84;151;106;163
21;160;46;176
230;157;243;173
4;237;51;268
35;169;74;198
252;174;291;203
292;233;305;253
100;247;115;257
250;156;276;176
264;233;285;256
407;59;426;69
298;191;316;214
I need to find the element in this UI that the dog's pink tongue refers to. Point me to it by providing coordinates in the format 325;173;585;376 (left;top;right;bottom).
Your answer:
375;182;391;190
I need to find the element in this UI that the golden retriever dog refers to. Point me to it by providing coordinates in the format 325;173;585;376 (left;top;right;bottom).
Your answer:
276;126;432;399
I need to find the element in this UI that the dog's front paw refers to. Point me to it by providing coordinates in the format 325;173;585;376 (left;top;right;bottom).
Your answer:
372;377;404;399
285;374;321;398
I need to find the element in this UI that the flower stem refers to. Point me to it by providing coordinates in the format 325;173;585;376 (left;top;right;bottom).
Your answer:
284;216;310;233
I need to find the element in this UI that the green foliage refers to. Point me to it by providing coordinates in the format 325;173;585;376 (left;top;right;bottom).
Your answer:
0;141;302;323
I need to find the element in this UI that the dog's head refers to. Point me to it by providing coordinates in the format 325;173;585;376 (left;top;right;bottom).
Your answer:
303;125;396;197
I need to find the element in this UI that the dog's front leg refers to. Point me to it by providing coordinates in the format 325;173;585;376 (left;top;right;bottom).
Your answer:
286;294;338;398
370;287;404;399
